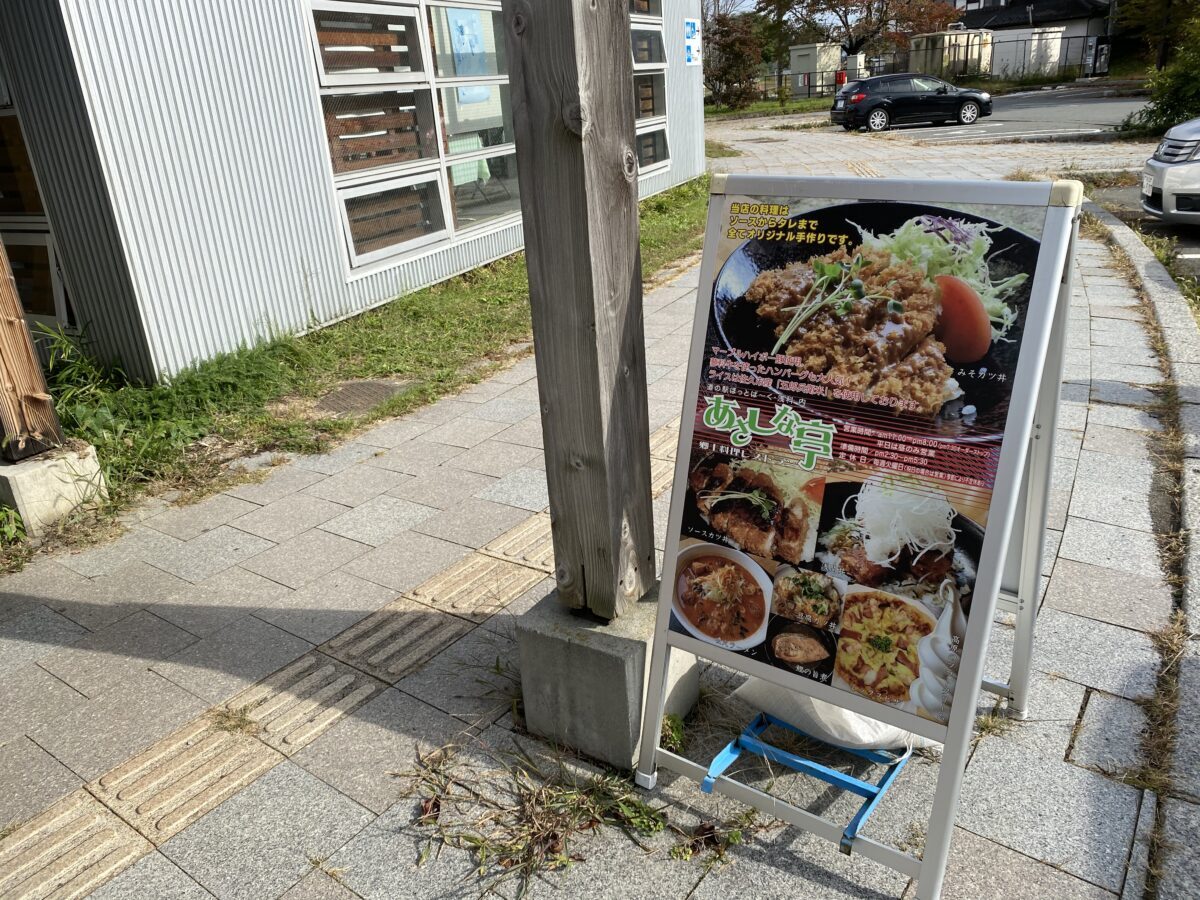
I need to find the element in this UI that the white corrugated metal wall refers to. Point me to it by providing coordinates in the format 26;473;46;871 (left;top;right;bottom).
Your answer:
0;1;156;378
5;0;704;380
639;1;705;199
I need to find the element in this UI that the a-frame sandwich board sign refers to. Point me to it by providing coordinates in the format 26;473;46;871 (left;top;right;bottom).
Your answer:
636;174;1081;899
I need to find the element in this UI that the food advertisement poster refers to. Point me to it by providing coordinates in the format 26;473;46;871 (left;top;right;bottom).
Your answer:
667;192;1048;726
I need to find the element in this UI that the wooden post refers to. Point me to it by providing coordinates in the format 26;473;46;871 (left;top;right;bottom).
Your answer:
502;0;655;620
0;243;62;462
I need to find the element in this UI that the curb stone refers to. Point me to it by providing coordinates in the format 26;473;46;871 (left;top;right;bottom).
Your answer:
1084;201;1200;619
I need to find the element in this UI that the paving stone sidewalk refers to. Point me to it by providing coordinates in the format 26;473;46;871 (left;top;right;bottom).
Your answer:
0;131;1186;899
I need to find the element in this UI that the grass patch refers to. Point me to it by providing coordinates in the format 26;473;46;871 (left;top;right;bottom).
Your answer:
660;713;685;754
24;175;711;562
307;856;348;883
704;97;829;120
0;822;19;841
0;506;25;546
1004;168;1043;182
669;809;766;871
401;740;667;897
770;121;831;132
208;705;260;735
1074;170;1140;191
973;709;1014;742
705;139;741;158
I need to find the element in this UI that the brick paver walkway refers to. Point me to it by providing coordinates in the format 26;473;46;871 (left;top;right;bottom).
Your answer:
0;126;1183;898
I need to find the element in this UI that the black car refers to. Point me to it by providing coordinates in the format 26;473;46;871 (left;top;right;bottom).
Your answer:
829;74;992;133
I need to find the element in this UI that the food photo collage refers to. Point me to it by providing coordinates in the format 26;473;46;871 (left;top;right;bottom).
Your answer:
667;195;1046;726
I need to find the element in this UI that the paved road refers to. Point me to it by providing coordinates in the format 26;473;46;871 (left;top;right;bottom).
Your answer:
1093;184;1200;282
898;91;1147;144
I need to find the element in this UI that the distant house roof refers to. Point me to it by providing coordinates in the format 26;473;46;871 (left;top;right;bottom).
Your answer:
960;0;1110;29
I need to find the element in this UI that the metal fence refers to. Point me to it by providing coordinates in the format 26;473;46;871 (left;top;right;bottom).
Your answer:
745;34;1112;101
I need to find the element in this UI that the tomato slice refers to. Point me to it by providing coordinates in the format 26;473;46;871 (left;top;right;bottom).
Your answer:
934;274;992;364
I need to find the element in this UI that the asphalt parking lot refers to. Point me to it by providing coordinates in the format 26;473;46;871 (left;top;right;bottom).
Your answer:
883;90;1147;143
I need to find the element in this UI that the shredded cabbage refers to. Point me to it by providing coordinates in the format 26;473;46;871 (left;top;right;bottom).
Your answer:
852;214;1026;339
856;473;957;567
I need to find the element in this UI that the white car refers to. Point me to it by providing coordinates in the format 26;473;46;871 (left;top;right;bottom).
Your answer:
1142;116;1200;224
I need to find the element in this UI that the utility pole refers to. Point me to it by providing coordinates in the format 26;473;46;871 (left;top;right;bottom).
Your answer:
502;0;656;620
0;243;62;462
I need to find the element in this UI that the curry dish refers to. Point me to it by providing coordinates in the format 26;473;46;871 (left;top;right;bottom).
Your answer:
835;589;935;703
677;555;767;643
745;247;956;417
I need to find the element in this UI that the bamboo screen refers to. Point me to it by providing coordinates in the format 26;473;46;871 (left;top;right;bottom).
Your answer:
0;243;61;462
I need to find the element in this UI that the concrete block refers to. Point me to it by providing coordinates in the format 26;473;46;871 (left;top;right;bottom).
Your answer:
517;587;698;770
0;444;106;537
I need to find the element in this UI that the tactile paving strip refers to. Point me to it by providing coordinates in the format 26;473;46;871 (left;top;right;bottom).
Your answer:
0;790;151;899
650;457;675;498
409;553;546;622
87;719;282;844
649;418;681;460
321;602;475;684
482;514;554;573
226;652;384;754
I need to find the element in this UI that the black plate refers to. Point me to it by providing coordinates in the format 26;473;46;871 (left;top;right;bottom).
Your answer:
764;619;838;683
711;201;1041;442
816;481;982;615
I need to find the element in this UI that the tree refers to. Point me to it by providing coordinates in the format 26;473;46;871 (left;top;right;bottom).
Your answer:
1119;0;1178;70
756;0;800;94
704;14;765;110
1126;7;1200;130
888;0;961;49
790;0;960;55
703;0;744;28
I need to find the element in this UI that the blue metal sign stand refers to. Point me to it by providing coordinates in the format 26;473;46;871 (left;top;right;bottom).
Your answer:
700;712;911;855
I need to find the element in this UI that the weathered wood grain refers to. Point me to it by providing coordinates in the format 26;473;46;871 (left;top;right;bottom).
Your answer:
0;242;62;462
502;0;654;620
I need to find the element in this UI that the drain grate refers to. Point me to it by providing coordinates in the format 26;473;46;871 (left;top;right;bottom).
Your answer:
321;603;474;684
88;719;281;844
409;553;546;622
0;791;150;899
226;652;384;755
315;379;411;419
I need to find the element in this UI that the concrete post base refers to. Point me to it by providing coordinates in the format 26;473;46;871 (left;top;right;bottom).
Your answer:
516;585;698;771
0;445;106;538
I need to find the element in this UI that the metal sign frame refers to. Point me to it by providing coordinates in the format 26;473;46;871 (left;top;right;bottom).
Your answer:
635;174;1080;900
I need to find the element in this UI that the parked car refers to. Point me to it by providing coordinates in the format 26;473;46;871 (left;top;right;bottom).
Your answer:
1142;117;1200;224
830;74;992;133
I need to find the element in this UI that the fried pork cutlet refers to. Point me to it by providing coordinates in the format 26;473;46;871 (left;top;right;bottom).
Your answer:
744;247;954;415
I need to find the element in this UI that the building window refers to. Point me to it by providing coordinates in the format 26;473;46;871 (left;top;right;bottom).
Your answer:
1;232;73;328
629;9;668;176
634;73;666;120
340;173;448;265
631;28;666;69
635;128;669;170
0;111;43;216
428;6;507;79
322;90;438;175
311;1;426;86
308;1;519;270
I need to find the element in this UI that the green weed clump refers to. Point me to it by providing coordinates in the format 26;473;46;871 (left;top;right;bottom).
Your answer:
0;507;24;546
